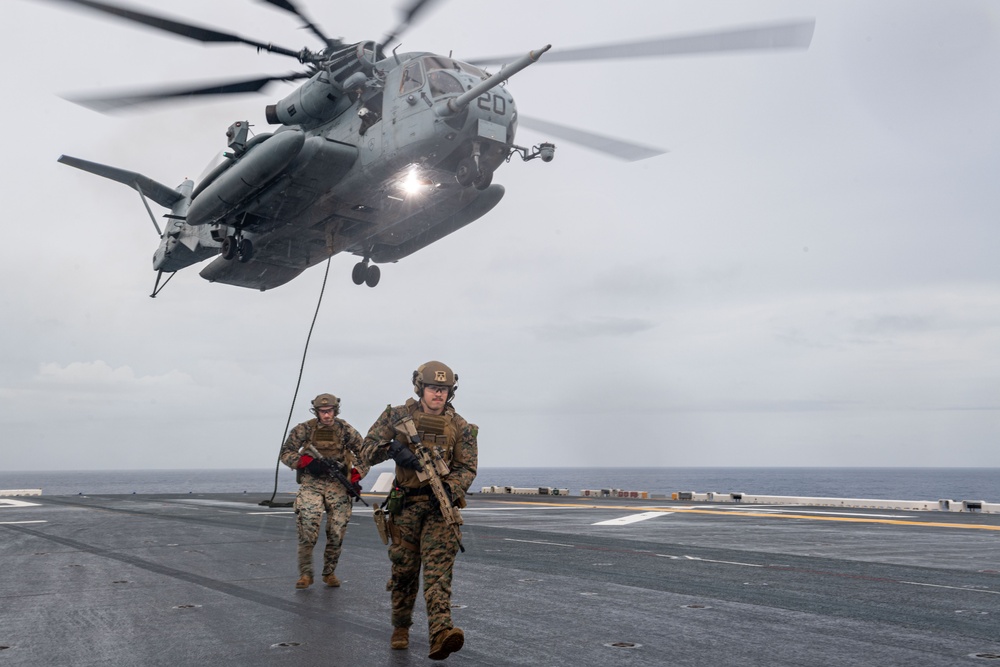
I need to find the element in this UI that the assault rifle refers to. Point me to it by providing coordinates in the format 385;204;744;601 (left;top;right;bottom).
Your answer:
304;445;368;506
395;417;465;553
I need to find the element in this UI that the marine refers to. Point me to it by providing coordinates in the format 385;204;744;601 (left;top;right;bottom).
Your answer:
361;361;478;660
279;393;368;589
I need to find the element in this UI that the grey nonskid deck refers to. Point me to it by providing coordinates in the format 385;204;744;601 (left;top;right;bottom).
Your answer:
2;492;999;666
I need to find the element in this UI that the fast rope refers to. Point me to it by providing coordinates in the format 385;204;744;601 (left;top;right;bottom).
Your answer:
260;256;332;507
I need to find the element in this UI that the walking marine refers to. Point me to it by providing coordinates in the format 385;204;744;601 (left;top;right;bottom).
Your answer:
361;361;478;661
280;393;367;589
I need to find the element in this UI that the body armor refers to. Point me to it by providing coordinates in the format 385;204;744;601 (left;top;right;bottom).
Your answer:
297;418;353;483
393;399;458;490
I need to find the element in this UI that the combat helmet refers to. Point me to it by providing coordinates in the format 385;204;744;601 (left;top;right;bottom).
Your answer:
412;361;458;401
310;393;341;415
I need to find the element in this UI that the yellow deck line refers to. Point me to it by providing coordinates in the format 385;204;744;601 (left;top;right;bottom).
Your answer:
489;499;1000;531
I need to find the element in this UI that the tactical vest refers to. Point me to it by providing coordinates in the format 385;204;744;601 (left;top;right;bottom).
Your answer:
395;399;459;490
297;418;354;483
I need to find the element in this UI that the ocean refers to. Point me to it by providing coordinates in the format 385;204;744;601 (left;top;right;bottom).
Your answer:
1;466;997;502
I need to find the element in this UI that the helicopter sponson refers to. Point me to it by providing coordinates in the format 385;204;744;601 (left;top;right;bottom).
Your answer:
186;130;307;227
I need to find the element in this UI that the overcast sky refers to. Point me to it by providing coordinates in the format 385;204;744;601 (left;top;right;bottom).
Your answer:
2;0;998;471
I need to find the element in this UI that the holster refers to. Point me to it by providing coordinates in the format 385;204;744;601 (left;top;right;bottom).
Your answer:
373;506;389;545
387;514;401;546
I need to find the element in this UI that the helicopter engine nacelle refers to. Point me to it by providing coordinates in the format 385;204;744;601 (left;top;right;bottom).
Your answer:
266;72;344;127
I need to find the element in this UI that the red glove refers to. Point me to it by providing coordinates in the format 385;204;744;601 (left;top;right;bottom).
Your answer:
298;454;314;469
350;467;361;484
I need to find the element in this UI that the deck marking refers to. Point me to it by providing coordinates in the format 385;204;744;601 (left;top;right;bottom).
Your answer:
900;581;1000;595
724;508;916;519
492;500;1000;531
0;499;41;508
593;511;672;526
0;520;47;525
655;553;762;567
504;538;575;548
170;499;270;510
684;555;764;567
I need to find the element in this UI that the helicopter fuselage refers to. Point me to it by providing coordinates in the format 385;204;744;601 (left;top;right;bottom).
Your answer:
48;0;811;294
177;48;537;290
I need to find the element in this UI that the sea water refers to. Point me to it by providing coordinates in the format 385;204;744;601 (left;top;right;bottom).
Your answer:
1;466;996;502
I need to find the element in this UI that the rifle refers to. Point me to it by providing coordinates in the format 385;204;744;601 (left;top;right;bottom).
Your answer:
395;417;465;552
304;445;368;506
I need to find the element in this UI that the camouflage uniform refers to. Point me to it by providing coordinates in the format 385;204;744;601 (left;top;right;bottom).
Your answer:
361;398;478;642
280;417;367;579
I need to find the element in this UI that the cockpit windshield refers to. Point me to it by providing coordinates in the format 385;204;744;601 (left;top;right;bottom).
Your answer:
421;56;487;80
428;70;464;97
421;56;488;98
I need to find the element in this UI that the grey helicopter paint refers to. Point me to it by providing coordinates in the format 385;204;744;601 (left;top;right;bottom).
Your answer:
43;0;813;294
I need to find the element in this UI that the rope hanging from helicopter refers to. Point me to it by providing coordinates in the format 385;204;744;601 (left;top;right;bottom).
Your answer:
261;256;333;508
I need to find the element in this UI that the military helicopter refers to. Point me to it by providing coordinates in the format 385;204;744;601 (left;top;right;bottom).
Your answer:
44;0;814;295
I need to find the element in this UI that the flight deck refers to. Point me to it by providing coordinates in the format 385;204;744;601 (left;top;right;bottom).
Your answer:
2;492;999;666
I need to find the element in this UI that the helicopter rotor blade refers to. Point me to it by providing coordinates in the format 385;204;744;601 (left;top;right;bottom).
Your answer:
64;72;311;113
380;0;442;50
40;0;307;60
254;0;337;49
517;115;666;162
467;19;815;66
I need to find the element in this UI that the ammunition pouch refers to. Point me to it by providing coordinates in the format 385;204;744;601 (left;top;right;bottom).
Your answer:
386;487;404;515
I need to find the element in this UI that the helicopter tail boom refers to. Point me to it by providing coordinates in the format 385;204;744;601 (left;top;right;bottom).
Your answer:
58;154;219;276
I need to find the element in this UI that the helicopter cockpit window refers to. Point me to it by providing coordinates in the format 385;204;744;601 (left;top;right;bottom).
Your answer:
399;63;424;95
422;56;487;81
428;70;464;98
458;62;487;79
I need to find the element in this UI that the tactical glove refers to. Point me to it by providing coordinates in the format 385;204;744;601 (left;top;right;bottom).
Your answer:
387;439;423;471
306;459;331;476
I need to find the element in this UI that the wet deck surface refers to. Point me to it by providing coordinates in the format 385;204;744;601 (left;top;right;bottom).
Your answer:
2;492;1000;665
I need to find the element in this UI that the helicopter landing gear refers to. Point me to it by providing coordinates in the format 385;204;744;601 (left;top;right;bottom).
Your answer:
365;264;380;287
221;233;254;262
455;157;477;187
456;157;494;190
351;261;366;285
237;237;254;263
473;169;493;190
221;235;238;260
352;260;380;287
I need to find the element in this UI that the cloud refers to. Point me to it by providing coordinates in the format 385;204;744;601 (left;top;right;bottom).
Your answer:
34;360;194;394
531;316;658;341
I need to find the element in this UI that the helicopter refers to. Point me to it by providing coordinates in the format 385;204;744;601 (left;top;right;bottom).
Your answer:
42;0;814;295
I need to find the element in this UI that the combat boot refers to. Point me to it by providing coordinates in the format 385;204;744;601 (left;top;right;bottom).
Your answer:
322;573;341;587
428;627;464;660
294;574;313;589
390;627;409;650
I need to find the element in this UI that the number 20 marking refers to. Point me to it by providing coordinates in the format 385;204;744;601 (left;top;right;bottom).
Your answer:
477;93;506;115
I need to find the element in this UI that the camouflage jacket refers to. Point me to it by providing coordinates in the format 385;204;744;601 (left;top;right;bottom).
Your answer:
361;399;477;496
280;417;368;479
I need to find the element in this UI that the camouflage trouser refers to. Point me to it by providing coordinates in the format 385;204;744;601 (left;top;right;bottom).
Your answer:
388;498;460;640
295;476;353;578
